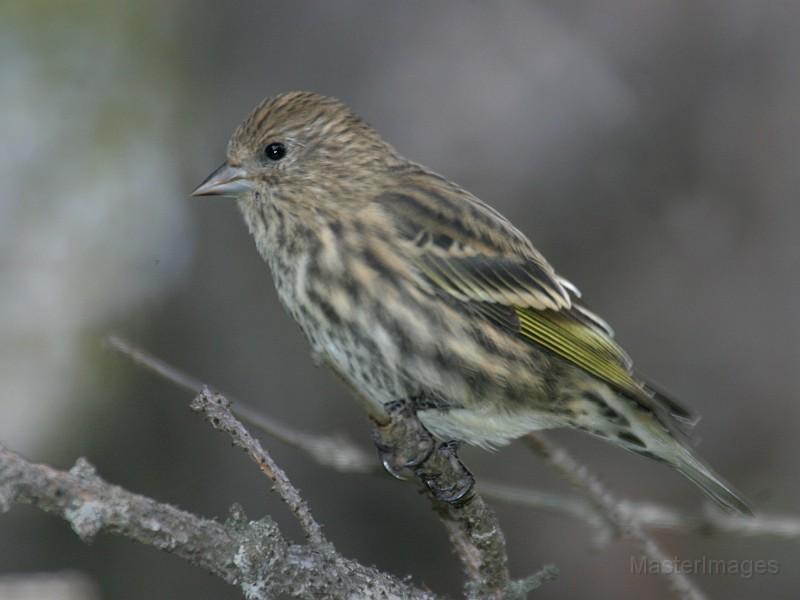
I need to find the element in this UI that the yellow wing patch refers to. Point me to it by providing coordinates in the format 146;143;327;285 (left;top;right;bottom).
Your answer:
515;308;640;395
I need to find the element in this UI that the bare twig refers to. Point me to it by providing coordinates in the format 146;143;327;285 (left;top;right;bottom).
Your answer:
481;481;800;540
435;498;557;600
678;508;800;539
478;481;609;533
435;497;511;600
106;335;375;474
191;387;327;546
525;433;707;600
0;445;435;600
509;564;560;597
372;420;523;600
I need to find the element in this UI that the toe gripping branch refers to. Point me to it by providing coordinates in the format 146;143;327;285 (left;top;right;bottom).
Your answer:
372;399;475;505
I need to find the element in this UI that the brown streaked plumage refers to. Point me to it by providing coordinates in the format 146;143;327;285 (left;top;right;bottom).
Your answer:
193;91;751;514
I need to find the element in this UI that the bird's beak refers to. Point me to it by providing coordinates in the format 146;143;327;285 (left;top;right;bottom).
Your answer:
191;162;253;197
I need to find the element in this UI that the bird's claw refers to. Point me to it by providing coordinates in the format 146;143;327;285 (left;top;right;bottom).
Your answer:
415;442;475;505
375;438;435;479
372;399;435;479
373;401;474;504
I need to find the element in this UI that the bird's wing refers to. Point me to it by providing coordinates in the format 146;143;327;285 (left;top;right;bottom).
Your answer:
371;185;648;401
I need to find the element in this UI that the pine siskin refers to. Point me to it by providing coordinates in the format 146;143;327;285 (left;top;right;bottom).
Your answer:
193;91;751;514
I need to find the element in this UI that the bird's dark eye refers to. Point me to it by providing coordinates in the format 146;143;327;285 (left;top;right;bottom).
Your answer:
264;142;286;161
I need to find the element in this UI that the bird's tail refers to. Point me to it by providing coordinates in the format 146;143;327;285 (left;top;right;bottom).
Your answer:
597;386;753;515
669;445;753;515
563;381;753;514
622;407;753;515
641;386;753;515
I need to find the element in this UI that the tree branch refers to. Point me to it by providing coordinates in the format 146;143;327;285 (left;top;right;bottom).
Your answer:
107;336;554;598
191;387;327;546
371;415;552;600
2;357;558;598
0;445;435;599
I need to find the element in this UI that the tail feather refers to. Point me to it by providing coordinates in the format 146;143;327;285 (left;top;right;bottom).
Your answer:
672;450;753;515
570;381;752;514
635;381;751;514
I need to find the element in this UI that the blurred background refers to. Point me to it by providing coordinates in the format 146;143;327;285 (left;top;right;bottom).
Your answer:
1;1;798;598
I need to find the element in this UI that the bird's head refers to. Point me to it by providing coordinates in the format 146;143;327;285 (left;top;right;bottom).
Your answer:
192;91;397;204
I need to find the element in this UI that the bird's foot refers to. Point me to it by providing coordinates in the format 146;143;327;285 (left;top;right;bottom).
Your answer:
415;441;475;505
372;399;435;480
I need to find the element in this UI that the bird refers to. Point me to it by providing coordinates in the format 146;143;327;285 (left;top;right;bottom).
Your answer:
193;91;751;514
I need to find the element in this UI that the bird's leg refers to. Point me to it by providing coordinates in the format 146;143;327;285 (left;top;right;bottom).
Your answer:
414;440;475;505
372;400;475;504
371;398;435;480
